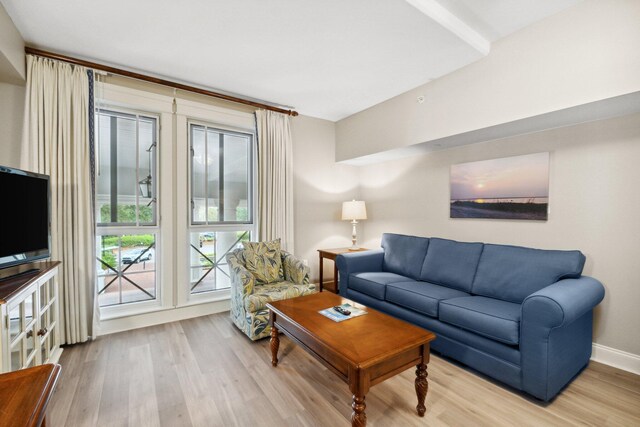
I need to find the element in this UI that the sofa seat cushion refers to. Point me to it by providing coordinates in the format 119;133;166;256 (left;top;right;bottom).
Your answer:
439;296;521;345
349;272;411;300
386;281;471;317
245;281;317;313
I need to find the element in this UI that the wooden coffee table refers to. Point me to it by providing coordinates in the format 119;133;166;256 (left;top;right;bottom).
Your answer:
267;292;436;427
0;363;61;427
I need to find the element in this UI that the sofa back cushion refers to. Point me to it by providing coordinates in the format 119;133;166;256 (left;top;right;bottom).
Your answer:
419;238;484;292
381;233;430;280
472;244;586;303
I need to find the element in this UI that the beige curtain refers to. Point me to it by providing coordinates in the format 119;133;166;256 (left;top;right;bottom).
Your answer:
21;55;95;344
255;110;294;252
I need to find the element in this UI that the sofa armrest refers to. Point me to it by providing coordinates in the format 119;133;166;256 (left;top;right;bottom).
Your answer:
522;276;605;328
336;249;384;296
282;251;311;285
520;276;604;401
226;251;256;297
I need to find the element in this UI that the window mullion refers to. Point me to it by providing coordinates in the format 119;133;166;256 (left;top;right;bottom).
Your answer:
152;119;158;225
249;136;254;223
189;127;195;224
118;236;122;305
204;127;209;225
135;114;140;227
109;116;118;223
219;132;224;222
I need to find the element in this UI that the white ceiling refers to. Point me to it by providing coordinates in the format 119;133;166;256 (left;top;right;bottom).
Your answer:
1;0;580;121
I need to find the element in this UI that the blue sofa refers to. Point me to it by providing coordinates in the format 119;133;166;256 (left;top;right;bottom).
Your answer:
336;233;605;401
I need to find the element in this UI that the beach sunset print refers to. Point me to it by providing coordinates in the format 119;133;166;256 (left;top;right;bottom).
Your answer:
450;152;550;220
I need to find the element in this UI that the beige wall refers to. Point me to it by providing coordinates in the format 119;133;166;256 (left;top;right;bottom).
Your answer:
0;83;25;168
355;113;640;356
0;2;25;168
291;115;359;283
336;0;640;162
0;2;25;84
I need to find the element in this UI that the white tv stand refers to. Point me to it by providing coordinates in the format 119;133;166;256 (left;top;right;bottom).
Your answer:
0;261;62;372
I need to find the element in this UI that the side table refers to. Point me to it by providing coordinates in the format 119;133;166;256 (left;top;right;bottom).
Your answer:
317;247;368;293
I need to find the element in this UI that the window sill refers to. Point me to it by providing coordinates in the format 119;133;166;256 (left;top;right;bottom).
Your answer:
98;289;231;321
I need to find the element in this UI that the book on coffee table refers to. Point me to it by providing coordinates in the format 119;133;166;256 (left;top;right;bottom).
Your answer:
319;303;368;322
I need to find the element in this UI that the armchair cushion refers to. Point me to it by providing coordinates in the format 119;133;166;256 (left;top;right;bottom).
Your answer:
242;239;284;284
245;281;317;313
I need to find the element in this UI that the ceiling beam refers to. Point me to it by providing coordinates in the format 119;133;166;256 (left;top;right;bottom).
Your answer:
405;0;491;56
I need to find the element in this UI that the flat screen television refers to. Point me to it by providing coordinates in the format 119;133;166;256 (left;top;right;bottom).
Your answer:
0;165;51;273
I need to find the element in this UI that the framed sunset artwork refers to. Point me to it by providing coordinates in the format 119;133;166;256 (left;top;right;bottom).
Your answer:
450;152;550;220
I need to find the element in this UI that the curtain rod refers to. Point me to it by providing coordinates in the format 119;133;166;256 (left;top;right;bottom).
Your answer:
25;47;299;117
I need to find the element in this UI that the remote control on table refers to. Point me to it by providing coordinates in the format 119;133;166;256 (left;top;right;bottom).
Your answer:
333;306;351;316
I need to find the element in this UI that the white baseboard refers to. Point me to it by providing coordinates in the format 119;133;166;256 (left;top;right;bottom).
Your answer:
96;299;231;336
96;311;638;376
591;343;640;375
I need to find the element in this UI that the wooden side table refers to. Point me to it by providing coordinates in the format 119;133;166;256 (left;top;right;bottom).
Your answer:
317;247;369;293
0;363;61;427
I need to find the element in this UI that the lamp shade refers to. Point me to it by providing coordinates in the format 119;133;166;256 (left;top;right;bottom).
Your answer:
342;200;367;220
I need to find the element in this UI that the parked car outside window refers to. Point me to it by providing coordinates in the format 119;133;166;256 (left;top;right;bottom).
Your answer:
121;248;153;264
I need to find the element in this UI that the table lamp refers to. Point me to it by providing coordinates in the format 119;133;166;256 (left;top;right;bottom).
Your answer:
342;200;367;250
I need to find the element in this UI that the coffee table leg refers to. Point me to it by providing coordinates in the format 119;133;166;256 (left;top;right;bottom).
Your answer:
351;395;366;427
415;363;428;416
270;325;280;367
319;252;324;292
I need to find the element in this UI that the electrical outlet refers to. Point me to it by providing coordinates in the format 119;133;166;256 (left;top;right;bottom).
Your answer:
417;95;425;104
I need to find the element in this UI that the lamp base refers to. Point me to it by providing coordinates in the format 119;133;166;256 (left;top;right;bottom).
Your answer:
350;220;360;250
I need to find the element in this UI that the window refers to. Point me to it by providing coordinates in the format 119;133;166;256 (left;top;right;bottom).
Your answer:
95;109;159;308
190;124;253;224
96;110;157;225
92;82;257;324
188;123;254;294
96;234;156;305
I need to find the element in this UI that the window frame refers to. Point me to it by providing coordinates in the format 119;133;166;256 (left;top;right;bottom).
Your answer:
187;228;253;296
95;228;160;311
95;107;160;227
188;120;255;226
93;81;258;320
94;100;168;320
180;117;257;305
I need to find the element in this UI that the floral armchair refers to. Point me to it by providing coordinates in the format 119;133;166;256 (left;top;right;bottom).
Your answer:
227;248;317;340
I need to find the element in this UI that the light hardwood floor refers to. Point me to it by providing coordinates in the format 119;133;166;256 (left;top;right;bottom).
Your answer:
48;312;640;426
